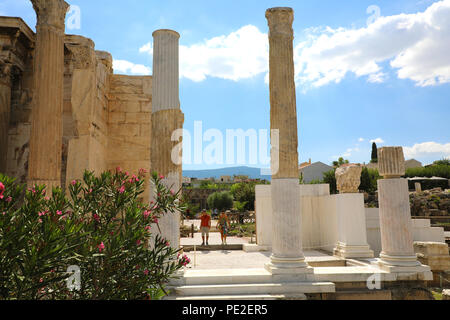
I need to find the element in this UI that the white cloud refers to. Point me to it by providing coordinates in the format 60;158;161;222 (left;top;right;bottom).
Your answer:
370;138;385;144
139;43;153;55
358;138;365;142
404;142;450;159
113;59;151;75
295;0;450;88
179;25;269;82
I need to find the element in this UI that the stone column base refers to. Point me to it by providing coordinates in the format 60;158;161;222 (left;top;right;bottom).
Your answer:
265;255;314;280
374;253;432;278
334;242;374;259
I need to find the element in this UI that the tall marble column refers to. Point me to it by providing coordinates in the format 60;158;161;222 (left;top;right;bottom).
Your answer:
0;60;12;173
151;29;184;249
28;0;69;190
377;147;422;270
265;8;310;275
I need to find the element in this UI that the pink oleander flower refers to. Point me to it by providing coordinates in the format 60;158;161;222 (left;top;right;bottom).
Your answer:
38;219;42;224
136;240;142;246
144;269;149;275
143;210;151;219
152;217;158;224
132;175;139;182
159;174;164;180
0;182;5;199
98;242;105;253
139;168;148;175
38;211;46;217
44;196;50;201
2;212;6;216
5;196;12;203
145;226;151;232
93;214;100;222
118;185;125;194
116;166;122;173
165;241;170;247
56;210;63;216
71;180;77;186
170;189;175;195
125;171;129;177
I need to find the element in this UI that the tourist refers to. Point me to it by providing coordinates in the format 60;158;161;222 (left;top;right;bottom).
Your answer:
217;210;231;245
200;209;211;246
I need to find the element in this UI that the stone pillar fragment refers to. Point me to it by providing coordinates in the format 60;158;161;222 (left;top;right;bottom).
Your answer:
151;29;184;249
265;7;310;276
0;60;12;172
376;147;429;273
28;0;69;190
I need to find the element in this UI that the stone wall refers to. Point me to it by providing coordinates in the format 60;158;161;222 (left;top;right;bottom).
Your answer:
410;188;450;218
0;18;154;201
107;75;152;202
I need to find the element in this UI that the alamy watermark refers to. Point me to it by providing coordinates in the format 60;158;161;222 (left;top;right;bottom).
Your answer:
66;5;81;30
170;121;279;176
367;5;381;26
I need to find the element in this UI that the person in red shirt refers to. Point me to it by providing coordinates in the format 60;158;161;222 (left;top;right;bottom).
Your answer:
200;209;211;246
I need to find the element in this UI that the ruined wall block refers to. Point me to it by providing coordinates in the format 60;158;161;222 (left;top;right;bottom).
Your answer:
336;165;362;194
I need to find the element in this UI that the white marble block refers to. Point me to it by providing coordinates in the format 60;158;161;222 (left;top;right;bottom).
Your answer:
333;193;374;259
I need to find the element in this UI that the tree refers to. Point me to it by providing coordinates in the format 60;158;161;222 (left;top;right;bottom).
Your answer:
332;157;349;167
207;191;233;211
323;169;337;194
371;142;378;163
230;182;256;211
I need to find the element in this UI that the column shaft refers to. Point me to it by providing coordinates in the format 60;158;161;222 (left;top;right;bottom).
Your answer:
266;7;309;274
28;0;69;190
151;30;183;249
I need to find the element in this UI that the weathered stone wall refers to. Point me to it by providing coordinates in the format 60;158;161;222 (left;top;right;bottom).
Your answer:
107;75;152;202
1;17;35;183
410;188;450;218
63;36;109;188
1;18;154;202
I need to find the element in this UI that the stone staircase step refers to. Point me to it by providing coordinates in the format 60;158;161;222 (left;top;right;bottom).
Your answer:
175;282;335;296
182;244;243;252
164;294;307;300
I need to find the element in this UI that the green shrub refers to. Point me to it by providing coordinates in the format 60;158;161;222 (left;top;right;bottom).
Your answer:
405;164;450;179
0;170;189;300
207;191;233;211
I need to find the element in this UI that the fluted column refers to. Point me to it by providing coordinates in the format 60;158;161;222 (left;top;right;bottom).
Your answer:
0;60;12;173
377;147;421;269
28;0;69;190
151;29;184;249
265;8;310;275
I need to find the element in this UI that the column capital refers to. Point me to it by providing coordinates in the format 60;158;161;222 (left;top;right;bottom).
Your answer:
31;0;69;31
378;147;406;179
266;7;294;36
152;29;180;39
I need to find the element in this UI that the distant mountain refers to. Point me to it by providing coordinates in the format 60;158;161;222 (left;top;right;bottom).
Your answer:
183;166;271;181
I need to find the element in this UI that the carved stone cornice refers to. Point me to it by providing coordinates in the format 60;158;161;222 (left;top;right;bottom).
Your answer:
266;7;294;39
0;58;13;86
31;0;70;31
64;35;95;70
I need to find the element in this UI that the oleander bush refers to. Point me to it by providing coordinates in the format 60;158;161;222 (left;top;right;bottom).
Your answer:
0;169;190;300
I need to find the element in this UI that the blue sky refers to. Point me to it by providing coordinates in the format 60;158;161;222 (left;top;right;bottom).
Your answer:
2;0;449;170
